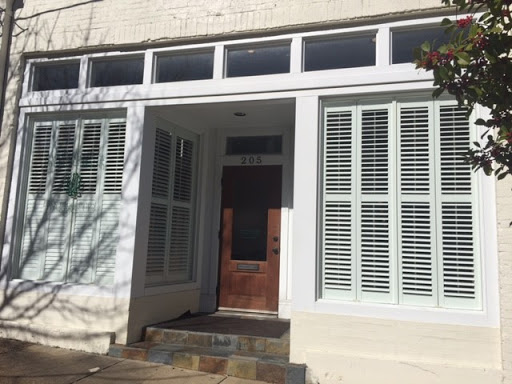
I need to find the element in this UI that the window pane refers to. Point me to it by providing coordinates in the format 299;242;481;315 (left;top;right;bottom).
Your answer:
33;62;80;91
155;51;214;83
226;136;282;155
392;27;450;64
90;57;144;87
304;35;376;71
226;44;290;77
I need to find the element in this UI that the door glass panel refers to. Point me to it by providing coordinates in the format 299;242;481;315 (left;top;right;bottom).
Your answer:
231;175;268;261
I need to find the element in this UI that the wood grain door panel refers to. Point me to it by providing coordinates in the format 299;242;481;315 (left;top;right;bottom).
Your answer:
218;165;281;312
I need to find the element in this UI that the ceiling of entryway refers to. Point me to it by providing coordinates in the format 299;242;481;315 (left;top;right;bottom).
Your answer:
151;98;295;133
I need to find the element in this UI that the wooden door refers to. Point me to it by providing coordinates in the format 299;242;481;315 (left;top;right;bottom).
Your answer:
218;165;282;312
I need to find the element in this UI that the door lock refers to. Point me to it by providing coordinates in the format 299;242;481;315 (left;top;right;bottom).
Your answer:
272;247;279;255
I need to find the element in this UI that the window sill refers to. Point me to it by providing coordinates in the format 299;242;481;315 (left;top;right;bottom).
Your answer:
310;298;499;328
4;279;119;298
144;281;200;297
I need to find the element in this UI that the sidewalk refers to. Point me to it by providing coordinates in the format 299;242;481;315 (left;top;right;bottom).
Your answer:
0;339;269;384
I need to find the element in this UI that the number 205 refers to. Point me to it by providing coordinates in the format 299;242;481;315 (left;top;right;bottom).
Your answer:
241;156;262;165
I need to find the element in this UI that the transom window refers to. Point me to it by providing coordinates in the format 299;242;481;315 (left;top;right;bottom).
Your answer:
226;136;283;155
321;99;480;309
225;44;291;78
32;62;80;91
26;19;466;93
304;34;376;71
155;51;214;83
392;26;450;64
90;56;144;87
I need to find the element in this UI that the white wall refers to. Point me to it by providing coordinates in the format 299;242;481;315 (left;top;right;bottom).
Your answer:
0;291;129;353
292;312;501;384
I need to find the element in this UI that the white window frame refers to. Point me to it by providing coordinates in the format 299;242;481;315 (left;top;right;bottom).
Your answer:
314;94;486;314
11;113;127;285
145;119;200;287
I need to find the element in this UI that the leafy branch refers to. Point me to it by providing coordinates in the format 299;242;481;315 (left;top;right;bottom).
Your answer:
415;0;512;179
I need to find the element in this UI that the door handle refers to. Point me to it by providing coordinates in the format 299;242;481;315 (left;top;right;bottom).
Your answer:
272;247;279;255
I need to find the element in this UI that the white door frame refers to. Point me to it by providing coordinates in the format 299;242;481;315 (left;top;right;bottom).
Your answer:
201;125;294;318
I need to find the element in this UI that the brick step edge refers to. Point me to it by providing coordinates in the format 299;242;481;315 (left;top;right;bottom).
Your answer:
109;343;305;384
144;327;290;356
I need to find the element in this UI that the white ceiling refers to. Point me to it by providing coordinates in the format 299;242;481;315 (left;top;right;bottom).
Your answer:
151;98;296;133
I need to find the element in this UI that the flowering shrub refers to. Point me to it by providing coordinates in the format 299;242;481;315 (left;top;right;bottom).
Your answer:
415;0;512;179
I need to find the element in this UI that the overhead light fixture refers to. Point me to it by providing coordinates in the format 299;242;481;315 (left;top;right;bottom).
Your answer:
234;112;246;117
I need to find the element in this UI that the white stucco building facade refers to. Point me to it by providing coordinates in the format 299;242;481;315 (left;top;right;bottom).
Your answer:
0;1;510;383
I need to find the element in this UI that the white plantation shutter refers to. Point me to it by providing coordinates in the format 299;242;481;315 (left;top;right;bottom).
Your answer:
358;106;394;303
95;120;126;285
398;104;437;306
19;122;53;280
146;125;198;285
321;99;480;309
68;121;102;283
322;107;356;299
146;128;172;282
43;121;77;281
437;105;480;309
17;117;126;284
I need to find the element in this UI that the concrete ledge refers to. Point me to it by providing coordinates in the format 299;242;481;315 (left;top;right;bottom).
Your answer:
0;320;115;354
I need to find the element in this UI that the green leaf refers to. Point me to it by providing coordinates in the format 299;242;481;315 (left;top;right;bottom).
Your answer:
432;87;445;98
473;141;481;148
475;118;487;126
438;65;450;80
421;41;431;52
441;17;453;27
455;51;471;66
498;172;508;180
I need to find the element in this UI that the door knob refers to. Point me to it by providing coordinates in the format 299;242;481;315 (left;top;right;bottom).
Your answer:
272;247;279;255
273;236;279;242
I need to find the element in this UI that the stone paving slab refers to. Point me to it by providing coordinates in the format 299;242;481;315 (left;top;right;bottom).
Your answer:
0;338;269;384
155;313;290;338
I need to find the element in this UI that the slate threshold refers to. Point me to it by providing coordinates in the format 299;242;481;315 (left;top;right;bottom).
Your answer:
108;326;305;384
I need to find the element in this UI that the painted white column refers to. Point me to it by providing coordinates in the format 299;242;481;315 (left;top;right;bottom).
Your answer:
291;96;319;312
290;37;303;74
199;129;219;313
114;106;147;299
376;27;390;67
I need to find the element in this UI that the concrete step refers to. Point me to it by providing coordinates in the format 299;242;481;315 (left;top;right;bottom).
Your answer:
108;341;305;384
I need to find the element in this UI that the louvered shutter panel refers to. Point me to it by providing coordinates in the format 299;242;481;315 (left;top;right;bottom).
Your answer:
322;106;356;300
68;121;102;283
146;128;172;282
436;104;480;309
19;122;53;279
95;120;126;285
358;106;394;303
43;122;77;281
168;135;196;282
398;103;437;305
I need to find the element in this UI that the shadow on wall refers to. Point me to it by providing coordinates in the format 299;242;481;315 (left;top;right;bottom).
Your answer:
0;0;153;353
